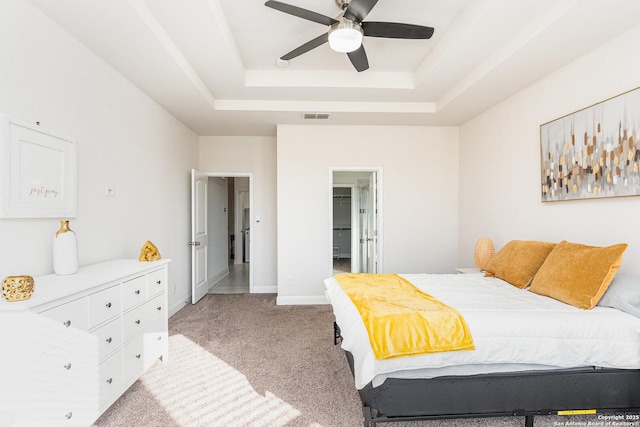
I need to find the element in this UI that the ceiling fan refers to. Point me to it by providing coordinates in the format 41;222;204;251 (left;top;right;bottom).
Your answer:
265;0;435;72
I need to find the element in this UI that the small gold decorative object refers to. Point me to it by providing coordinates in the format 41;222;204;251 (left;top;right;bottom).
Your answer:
2;275;35;302
139;241;161;262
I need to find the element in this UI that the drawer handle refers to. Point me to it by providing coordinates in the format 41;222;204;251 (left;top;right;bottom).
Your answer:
106;337;112;343
64;363;72;370
157;336;162;341
156;280;161;285
106;378;113;384
106;302;112;308
135;320;141;325
157;306;162;311
136;354;141;359
65;412;73;419
135;290;141;295
63;320;71;327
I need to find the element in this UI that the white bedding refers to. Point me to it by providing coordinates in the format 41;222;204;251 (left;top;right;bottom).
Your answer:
325;273;640;389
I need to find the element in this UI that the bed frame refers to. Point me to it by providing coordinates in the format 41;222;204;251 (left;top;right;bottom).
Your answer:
334;322;640;427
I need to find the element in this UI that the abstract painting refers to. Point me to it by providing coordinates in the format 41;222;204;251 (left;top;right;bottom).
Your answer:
540;87;640;202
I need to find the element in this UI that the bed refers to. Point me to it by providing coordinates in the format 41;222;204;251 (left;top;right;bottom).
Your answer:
324;240;640;426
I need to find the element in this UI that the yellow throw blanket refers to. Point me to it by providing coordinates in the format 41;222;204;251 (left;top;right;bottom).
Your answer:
335;273;475;360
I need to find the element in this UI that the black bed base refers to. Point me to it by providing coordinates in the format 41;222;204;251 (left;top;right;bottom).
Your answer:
336;324;640;427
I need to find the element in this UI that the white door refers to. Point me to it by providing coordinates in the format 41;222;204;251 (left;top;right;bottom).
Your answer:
358;172;378;273
368;171;378;273
191;169;209;304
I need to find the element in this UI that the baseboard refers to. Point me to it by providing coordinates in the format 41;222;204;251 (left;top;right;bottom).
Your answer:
208;269;230;289
169;298;189;317
252;284;277;293
276;295;329;305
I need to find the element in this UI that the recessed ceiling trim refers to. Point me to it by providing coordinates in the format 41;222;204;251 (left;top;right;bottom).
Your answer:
414;0;494;81
215;99;436;113
245;70;415;89
206;0;245;72
436;0;577;111
126;0;217;108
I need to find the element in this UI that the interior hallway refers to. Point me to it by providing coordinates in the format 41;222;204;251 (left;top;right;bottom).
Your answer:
208;263;250;294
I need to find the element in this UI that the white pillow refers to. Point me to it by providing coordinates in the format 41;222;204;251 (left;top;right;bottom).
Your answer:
597;275;640;317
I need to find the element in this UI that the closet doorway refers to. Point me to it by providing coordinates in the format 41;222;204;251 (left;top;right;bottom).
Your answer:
190;170;253;303
331;169;382;275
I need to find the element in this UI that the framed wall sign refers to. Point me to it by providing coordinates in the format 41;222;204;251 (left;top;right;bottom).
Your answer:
0;115;77;218
540;87;640;202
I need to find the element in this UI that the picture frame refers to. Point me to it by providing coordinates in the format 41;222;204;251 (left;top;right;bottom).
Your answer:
540;87;640;202
0;115;77;218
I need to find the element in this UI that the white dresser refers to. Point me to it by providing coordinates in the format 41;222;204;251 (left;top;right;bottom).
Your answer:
0;259;170;426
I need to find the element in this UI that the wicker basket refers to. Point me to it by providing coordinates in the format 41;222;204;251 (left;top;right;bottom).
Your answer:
473;238;495;270
2;275;35;302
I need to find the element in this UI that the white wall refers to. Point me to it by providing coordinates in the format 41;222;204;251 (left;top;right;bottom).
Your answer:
459;24;640;276
199;136;277;292
277;125;459;304
0;2;199;314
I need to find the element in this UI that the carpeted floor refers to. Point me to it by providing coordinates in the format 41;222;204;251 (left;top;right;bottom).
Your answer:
92;294;616;427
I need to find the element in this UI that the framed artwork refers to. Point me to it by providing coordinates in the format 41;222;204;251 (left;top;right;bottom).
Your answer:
540;87;640;202
0;115;77;218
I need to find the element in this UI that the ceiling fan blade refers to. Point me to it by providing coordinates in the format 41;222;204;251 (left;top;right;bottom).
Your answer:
362;22;434;39
281;33;329;60
347;45;369;72
265;1;338;26
343;0;378;23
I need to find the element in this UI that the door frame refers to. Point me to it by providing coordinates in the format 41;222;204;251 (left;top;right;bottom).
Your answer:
195;171;254;294
330;167;383;276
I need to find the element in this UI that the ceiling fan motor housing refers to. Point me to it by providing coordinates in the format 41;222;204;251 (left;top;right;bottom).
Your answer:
336;0;351;11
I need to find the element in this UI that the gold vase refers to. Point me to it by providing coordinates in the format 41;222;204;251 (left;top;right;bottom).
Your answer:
2;275;35;302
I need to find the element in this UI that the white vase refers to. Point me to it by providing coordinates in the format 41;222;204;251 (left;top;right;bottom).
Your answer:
53;220;78;275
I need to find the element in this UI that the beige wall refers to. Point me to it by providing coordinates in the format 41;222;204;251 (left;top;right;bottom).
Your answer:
199;136;278;291
277;125;459;304
458;24;640;275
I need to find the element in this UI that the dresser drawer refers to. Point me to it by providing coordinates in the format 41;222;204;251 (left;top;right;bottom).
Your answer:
143;318;168;369
145;293;165;326
122;275;147;311
39;297;88;331
147;268;166;297
99;350;122;409
88;284;121;329
122;335;144;383
93;317;122;360
122;301;152;343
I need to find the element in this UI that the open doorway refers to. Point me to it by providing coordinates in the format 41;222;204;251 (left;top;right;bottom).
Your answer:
331;169;382;275
190;170;253;303
209;177;251;294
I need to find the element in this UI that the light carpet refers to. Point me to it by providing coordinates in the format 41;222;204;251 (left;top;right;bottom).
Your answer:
93;294;610;427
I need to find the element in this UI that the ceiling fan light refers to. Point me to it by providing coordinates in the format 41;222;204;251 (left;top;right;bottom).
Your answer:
328;20;363;53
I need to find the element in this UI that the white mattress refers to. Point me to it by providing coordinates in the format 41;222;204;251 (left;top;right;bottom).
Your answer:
325;273;640;389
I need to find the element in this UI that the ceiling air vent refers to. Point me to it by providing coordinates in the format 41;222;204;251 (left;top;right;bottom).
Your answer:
303;112;331;120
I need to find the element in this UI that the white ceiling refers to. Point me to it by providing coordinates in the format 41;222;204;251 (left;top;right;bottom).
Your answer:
28;0;640;136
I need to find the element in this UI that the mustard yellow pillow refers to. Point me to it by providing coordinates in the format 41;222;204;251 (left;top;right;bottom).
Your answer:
484;240;556;288
529;240;628;309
